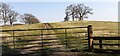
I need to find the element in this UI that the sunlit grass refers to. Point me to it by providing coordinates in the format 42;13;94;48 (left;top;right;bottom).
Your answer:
1;20;120;55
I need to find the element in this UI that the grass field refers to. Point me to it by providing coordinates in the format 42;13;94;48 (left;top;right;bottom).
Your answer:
1;20;119;36
1;20;120;56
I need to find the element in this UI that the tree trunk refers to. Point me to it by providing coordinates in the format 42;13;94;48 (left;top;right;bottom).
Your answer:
10;19;12;25
79;16;81;21
10;21;12;26
3;14;6;26
4;21;6;26
72;15;74;21
79;16;83;21
64;13;69;21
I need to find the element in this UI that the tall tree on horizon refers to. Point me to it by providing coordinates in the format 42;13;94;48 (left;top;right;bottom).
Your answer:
64;3;93;21
20;13;40;24
77;4;93;20
0;2;11;25
8;10;19;25
65;4;76;21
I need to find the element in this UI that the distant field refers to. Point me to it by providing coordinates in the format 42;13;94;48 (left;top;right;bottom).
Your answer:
1;20;119;36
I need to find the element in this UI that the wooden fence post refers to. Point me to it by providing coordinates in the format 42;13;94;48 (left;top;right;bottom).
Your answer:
41;30;43;50
65;28;68;51
12;30;15;51
87;25;93;51
99;39;102;49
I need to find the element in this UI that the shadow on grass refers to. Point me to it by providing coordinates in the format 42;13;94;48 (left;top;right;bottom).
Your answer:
1;44;21;56
1;44;55;56
1;44;120;56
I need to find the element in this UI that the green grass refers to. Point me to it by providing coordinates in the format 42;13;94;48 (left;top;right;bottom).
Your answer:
1;20;120;56
1;20;119;36
1;20;119;47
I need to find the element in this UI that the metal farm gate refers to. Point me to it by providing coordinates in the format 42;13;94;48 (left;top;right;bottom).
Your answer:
1;25;92;56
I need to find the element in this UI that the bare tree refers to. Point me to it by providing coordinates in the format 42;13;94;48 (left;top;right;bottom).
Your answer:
77;4;93;20
20;13;40;24
8;10;19;25
65;4;76;21
64;4;93;21
0;2;11;25
64;8;70;21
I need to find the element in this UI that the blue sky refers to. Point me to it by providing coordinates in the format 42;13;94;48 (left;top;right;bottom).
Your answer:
0;0;119;23
1;0;119;2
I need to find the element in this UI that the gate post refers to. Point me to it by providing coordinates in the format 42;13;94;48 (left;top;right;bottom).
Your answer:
87;25;93;51
12;30;15;51
65;28;68;51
